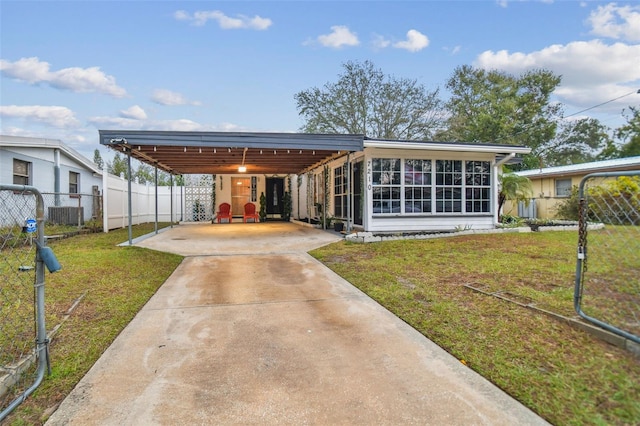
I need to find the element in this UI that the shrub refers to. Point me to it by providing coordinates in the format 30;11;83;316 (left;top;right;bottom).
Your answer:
554;185;580;221
588;176;640;225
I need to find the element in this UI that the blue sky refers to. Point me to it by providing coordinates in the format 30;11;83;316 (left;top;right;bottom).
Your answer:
1;0;639;161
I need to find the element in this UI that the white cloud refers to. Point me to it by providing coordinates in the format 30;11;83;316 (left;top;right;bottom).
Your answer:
393;30;429;52
371;34;391;50
88;115;217;132
475;39;640;111
120;105;147;120
443;45;462;55
87;116;146;129
317;26;360;49
151;89;201;106
587;3;640;42
174;10;272;30
0;105;80;128
0;57;127;98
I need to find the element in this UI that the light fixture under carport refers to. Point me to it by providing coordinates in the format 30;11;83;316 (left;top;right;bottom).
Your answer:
238;147;248;173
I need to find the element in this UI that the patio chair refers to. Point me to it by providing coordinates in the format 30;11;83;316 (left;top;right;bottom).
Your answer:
217;203;232;223
243;202;260;223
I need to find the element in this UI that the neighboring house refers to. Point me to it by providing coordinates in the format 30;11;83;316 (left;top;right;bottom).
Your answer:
506;156;640;219
1;134;103;224
100;131;531;233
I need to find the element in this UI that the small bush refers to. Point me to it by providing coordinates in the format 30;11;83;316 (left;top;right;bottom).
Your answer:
554;185;580;220
588;176;640;225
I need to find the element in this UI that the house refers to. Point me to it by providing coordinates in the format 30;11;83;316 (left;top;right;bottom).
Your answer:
506;156;640;219
99;131;531;233
1;134;103;224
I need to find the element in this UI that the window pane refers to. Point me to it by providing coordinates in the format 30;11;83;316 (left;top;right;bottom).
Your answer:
69;172;80;193
13;159;30;185
555;179;572;197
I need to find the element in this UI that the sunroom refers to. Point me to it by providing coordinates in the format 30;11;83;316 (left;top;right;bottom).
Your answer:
305;138;531;233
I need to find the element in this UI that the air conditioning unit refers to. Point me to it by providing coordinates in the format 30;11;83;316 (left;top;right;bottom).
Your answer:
48;206;84;225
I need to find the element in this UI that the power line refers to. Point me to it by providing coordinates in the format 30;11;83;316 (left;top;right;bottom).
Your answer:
564;89;640;119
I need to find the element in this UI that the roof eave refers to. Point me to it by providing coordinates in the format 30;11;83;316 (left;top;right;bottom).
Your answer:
363;140;531;155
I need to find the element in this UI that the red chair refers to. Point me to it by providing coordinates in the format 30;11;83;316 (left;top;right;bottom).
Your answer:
243;202;260;223
217;203;232;223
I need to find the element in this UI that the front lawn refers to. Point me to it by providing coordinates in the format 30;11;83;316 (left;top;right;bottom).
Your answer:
310;231;640;426
3;224;183;425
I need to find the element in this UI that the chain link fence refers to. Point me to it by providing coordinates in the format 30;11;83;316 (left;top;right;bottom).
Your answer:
0;185;51;421
575;171;640;344
41;191;102;228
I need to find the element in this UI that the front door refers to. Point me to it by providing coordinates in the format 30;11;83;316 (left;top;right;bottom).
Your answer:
265;177;284;219
231;177;251;217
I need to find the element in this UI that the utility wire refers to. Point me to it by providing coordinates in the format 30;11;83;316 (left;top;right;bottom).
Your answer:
563;89;640;120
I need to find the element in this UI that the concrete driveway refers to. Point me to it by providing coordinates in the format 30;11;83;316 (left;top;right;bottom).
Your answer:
46;222;549;425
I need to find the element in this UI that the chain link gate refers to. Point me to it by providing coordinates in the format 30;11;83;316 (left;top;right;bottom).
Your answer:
1;185;54;421
574;171;640;344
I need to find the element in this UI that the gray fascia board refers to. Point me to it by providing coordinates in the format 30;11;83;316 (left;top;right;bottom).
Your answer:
99;130;364;152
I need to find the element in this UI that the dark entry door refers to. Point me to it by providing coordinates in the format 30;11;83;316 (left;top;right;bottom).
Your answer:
265;177;284;218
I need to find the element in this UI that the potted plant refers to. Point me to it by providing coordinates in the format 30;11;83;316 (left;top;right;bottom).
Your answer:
283;191;292;222
259;192;267;222
333;218;344;232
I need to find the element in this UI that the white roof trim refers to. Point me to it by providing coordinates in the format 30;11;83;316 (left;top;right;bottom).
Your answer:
517;156;640;178
363;139;531;154
1;135;103;175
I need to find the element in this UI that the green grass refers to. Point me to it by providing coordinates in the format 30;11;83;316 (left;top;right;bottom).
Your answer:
3;224;183;425
3;227;639;425
310;231;640;426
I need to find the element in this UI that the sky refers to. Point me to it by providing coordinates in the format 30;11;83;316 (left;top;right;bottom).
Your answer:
1;0;639;162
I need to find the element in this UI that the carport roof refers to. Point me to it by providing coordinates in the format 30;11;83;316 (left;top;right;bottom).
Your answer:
99;130;364;175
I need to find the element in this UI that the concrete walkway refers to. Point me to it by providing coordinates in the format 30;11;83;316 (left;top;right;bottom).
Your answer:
46;222;549;425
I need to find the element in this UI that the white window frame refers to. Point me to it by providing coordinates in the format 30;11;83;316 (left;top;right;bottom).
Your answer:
555;178;572;197
69;171;80;194
13;159;31;185
371;157;492;216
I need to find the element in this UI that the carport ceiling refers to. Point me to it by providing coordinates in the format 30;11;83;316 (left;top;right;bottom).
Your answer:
99;130;364;175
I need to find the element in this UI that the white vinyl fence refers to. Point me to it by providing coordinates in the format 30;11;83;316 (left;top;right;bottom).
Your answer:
103;172;184;231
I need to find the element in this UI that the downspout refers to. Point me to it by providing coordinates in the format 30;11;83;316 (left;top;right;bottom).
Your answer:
54;149;61;206
494;153;516;223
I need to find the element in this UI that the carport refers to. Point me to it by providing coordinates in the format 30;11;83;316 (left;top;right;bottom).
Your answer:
99;130;364;241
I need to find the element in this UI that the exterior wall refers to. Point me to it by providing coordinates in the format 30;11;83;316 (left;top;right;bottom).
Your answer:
362;148;497;232
1;146;101;193
503;175;584;219
301;149;501;232
504;159;640;219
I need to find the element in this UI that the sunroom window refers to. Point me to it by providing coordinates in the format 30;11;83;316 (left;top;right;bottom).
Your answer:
404;159;432;213
372;158;401;214
465;161;491;213
435;160;463;212
333;164;347;218
371;158;492;215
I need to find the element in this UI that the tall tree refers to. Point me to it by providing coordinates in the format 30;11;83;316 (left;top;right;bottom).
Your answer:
93;149;104;169
295;60;444;140
107;152;130;179
135;163;154;184
442;65;561;154
536;118;612;167
615;106;640;158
